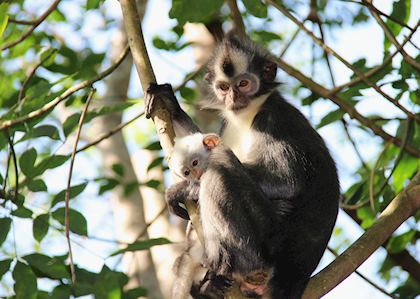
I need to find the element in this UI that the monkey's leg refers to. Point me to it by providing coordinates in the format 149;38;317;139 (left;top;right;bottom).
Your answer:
145;83;201;136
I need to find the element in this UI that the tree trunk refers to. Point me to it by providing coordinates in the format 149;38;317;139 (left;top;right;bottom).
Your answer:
94;2;164;297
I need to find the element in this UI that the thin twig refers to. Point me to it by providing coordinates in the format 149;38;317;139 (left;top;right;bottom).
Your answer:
330;28;413;94
341;120;369;171
340;200;368;210
18;49;57;102
267;0;419;123
76;112;144;154
327;247;399;299
1;0;62;51
340;0;414;32
136;205;167;240
65;88;96;283
274;57;420;157
363;0;420;72
227;0;246;36
369;142;390;213
279;27;301;58
8;18;37;26
0;45;130;131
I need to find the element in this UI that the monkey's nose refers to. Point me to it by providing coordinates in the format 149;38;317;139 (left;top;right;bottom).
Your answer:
192;169;204;180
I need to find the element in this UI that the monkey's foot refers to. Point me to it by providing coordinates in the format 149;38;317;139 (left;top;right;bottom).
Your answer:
238;270;272;298
145;83;175;119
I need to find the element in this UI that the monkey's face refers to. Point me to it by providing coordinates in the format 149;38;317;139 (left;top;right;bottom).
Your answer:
205;35;278;112
214;73;259;111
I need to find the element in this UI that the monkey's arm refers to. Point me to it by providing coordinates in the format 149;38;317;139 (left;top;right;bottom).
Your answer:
165;180;200;220
145;83;201;137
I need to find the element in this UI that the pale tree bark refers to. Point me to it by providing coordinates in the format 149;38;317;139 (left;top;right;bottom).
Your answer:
93;1;164;297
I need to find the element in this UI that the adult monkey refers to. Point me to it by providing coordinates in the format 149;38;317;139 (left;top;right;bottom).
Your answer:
145;33;339;298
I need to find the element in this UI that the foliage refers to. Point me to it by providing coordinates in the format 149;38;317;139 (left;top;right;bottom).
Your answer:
0;0;418;298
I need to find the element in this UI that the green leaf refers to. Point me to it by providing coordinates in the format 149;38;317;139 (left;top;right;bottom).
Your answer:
98;178;119;195
147;156;164;171
48;9;66;22
40;48;57;67
409;90;419;105
316;109;345;129
387;230;415;254
50;284;71;299
19;148;37;177
11;206;33;218
33;214;49;242
356;206;376;229
123;287;148;299
13;261;37;299
112;163;125;177
179;86;196;103
144;141;162;151
0;4;8;41
145;179;161;189
87;0;102;9
242;0;267;18
63;113;81;137
0;259;12;280
110;238;171;257
93;265;121;299
123;181;140;197
23;253;70;280
0;217;12;246
392;155;418;192
19;125;61;142
52;208;88;236
34;155;69;176
52;182;88;207
169;0;224;23
27;179;48;192
385;0;411;51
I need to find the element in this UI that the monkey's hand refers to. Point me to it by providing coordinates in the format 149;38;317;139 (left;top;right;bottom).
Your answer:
145;83;181;119
194;272;233;299
165;180;198;220
145;83;201;135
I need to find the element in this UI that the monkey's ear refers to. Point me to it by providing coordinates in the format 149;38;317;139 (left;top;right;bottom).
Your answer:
204;71;213;83
203;134;220;150
263;61;277;82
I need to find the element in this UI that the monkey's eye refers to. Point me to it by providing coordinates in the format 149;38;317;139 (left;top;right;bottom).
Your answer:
239;80;249;87
192;160;198;167
219;83;230;91
184;169;190;176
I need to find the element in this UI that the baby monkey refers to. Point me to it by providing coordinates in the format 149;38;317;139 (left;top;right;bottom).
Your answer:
168;133;276;298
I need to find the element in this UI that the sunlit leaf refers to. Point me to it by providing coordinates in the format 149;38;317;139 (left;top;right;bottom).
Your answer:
110;238;171;256
52;208;88;236
0;259;12;280
387;230;415;254
93;265;121;299
13;261;37;299
33;213;49;242
0;217;12;246
23;253;70;279
243;0;267;18
19;148;37;178
52;182;88;207
169;0;223;23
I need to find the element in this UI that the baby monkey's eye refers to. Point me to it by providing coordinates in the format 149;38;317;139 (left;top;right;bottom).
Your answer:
219;83;230;91
192;160;198;167
184;170;190;176
239;80;249;87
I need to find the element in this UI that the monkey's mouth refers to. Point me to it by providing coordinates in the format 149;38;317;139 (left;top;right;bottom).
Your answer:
226;97;250;112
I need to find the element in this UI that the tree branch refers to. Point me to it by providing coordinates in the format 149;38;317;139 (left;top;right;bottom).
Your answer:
274;57;420;157
303;172;420;298
0;45;130;131
363;0;420;72
227;0;246;37
267;0;420;123
1;0;61;51
343;209;420;284
118;0;204;247
65;88;95;283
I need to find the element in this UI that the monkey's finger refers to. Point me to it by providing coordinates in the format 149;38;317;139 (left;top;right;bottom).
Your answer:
169;204;190;220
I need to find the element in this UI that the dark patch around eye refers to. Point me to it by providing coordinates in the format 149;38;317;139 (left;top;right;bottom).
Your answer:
222;59;234;77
